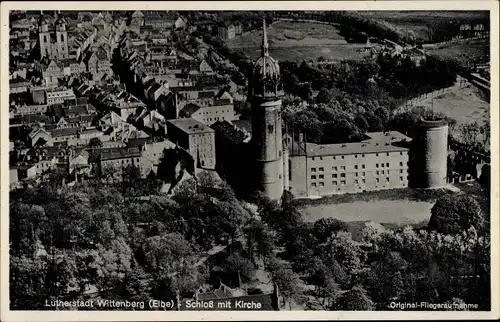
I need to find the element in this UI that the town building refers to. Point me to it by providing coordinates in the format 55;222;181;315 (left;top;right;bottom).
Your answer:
91;147;143;179
166;118;216;170
42;59;65;86
217;22;236;40
46;87;77;106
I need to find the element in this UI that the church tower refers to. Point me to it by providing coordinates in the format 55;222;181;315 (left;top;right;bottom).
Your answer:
249;19;285;200
38;12;51;59
55;11;69;60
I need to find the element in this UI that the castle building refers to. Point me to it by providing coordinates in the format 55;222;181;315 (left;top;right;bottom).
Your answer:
249;20;287;200
38;11;69;60
288;131;411;197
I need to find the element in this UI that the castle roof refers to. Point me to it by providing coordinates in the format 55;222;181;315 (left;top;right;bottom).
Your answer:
290;131;411;157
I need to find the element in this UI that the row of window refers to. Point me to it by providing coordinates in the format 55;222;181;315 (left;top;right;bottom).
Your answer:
311;162;406;173
47;92;73;97
200;109;233;116
204;116;226;122
312;171;406;180
311;151;406;161
311;176;407;187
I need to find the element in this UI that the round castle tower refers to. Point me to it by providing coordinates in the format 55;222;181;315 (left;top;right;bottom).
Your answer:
249;19;285;200
409;118;449;188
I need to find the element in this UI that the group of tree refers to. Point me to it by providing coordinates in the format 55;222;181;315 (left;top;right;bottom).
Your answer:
245;189;490;311
10;172;258;309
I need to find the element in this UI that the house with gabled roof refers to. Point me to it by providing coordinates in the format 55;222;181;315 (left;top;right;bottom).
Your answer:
29;127;53;147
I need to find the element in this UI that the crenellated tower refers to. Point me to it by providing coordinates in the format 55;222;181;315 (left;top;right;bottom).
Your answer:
249;19;285;200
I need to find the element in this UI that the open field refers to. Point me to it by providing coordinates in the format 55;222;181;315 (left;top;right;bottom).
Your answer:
226;20;376;62
415;83;489;126
301;199;434;226
355;11;489;42
414;82;489;145
296;187;460;240
425;38;489;67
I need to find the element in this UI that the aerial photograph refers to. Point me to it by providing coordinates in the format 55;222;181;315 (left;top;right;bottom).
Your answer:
7;9;491;312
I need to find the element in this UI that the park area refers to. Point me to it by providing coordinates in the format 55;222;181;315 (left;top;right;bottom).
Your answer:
296;187;459;240
226;20;376;62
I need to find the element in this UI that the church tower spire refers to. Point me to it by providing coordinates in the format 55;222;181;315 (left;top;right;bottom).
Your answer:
261;18;269;57
249;18;286;201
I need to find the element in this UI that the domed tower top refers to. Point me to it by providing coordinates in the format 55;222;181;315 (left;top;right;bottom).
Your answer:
55;11;67;31
38;11;51;32
250;19;284;100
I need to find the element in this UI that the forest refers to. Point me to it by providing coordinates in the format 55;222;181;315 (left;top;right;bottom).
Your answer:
10;169;490;310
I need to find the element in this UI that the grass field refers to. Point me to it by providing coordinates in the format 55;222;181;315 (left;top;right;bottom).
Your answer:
355;11;489;42
425;38;489;67
301;199;434;225
296;187;459;240
226;20;375;62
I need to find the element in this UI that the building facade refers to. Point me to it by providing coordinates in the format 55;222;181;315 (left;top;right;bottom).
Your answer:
166;118;216;170
288;132;411;197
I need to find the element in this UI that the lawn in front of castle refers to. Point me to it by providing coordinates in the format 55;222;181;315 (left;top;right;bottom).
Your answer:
296;187;457;240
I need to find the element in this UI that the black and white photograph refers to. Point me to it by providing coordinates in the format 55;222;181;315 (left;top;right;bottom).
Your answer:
1;1;498;320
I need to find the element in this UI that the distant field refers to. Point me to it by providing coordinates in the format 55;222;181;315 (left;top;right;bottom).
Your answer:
355;11;489;41
226;20;375;62
425;38;489;67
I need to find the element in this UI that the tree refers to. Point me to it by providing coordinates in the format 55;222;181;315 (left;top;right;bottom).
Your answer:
360;221;386;244
267;257;304;310
316;87;333;104
374;107;389;123
313;218;348;243
140;233;196;276
478;164;490;191
321;231;363;278
428;195;484;235
333;286;375;310
10;255;48;309
458;122;481;148
88;137;103;148
244;218;276;264
354;114;369;132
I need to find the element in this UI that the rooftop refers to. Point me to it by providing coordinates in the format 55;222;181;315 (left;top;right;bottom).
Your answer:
291;131;411;157
99;147;142;161
168;118;214;135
